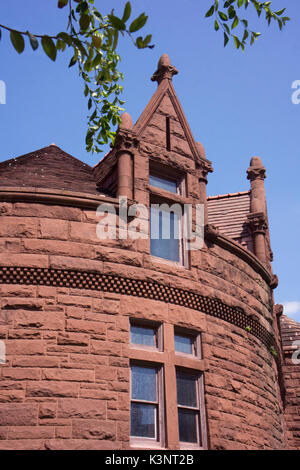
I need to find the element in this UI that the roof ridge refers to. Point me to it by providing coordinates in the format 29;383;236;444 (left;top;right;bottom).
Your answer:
207;190;251;200
0;145;93;170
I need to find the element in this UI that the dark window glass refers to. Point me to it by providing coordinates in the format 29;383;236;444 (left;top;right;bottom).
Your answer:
176;372;197;408
178;409;198;443
131;403;156;438
149;174;177;193
131;325;156;347
176;371;202;445
131;365;157;402
150;206;180;262
175;334;194;355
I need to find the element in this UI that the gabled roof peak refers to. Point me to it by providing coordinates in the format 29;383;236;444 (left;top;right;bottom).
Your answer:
151;53;178;85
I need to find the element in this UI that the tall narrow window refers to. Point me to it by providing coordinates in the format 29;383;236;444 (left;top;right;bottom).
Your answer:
149;166;187;266
130;364;163;444
176;371;204;447
150;204;182;263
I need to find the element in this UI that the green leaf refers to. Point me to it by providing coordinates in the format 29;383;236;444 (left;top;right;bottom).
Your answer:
223;23;230;34
92;35;102;49
92;53;102;67
219;12;228;21
57;0;68;8
233;35;240;49
228;6;236;19
57;32;72;44
232;16;239;29
136;36;144;49
108;15;126;31
10;30;25;54
237;0;243;7
214;20;219;31
275;8;285;16
56;38;65;52
69;55;77;67
41;36;57;61
80;14;90;30
27;31;38;51
72;37;87;57
112;30;119;51
122;1;132;22
142;34;152;47
224;32;229;47
205;5;215;17
129;13;148;33
242;29;249;42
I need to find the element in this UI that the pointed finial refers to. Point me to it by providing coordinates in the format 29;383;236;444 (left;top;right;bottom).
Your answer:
119;112;133;130
151;54;178;85
250;156;263;167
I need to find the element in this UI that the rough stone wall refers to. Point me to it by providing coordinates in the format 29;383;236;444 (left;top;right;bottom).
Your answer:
283;357;300;449
281;316;300;449
0;199;286;449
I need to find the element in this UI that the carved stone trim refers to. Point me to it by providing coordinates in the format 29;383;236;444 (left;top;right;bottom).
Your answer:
0;187;118;210
247;166;266;181
270;274;279;290
114;129;140;155
247;212;268;235
205;224;219;239
151;64;178;84
0;265;277;355
198;160;213;183
274;304;283;318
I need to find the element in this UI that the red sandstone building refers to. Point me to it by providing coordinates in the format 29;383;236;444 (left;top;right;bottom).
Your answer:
0;55;299;450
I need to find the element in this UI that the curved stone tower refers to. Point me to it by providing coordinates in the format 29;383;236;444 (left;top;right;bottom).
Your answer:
0;55;297;450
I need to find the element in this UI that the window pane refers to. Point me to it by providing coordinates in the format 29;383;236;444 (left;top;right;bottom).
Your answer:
131;325;156;347
178;409;198;443
131;403;156;438
131;365;157;402
176;372;197;407
175;334;194;355
149;174;177;193
150;207;180;262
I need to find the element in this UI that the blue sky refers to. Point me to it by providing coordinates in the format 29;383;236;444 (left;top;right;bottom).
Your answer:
0;1;299;321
